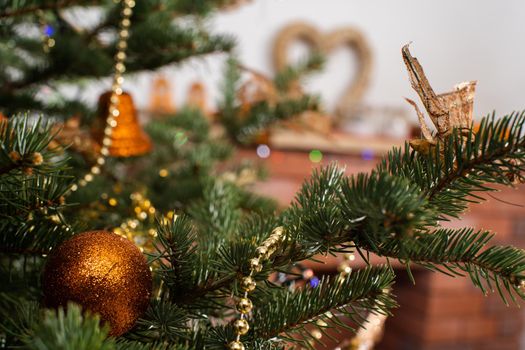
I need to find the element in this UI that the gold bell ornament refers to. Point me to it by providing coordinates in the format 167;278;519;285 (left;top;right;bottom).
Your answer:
96;91;152;157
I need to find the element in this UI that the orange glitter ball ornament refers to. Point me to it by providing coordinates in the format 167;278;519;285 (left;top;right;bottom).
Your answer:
96;91;153;157
42;231;152;336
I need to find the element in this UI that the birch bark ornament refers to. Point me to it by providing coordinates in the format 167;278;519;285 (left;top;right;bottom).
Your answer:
402;44;477;154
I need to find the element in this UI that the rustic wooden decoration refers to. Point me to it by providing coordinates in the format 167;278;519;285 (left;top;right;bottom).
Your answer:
237;66;278;117
186;81;211;116
149;75;176;115
273;22;373;124
402;44;477;153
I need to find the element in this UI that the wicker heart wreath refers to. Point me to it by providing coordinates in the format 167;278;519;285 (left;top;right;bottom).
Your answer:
273;22;373;125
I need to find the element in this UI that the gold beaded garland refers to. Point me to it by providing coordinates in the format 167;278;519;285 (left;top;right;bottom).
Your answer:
228;227;284;350
68;0;135;194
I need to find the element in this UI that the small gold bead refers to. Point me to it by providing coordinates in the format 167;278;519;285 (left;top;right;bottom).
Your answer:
344;253;356;261
338;262;352;276
117;41;128;50
249;258;262;272
270;233;283;242
115;52;126;61
115;75;124;85
256;246;268;257
91;166;101;174
239;276;256;292
228;341;245;350
312;330;323;340
121;18;131;28
263;238;276;247
236;298;253;314
316;319;328;327
233;318;250;335
122;8;132;17
271;227;284;238
115;62;126;73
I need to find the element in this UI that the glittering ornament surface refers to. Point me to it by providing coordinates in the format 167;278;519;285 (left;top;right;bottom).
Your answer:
43;231;152;336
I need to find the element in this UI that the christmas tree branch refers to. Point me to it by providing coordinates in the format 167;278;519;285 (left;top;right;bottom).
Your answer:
0;116;74;255
218;56;320;144
131;300;190;343
355;228;525;305
378;111;525;219
25;303;114;350
273;53;325;93
283;164;349;256
339;172;432;244
152;215;200;302
0;0;91;19
203;267;395;349
251;268;394;345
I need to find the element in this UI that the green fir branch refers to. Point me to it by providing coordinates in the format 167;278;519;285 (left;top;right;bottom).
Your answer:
273;53;325;93
204;266;395;349
25;303;114;350
378;111;525;219
356;228;525;305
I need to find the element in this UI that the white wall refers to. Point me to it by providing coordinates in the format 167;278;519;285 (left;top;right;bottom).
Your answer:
113;0;525;120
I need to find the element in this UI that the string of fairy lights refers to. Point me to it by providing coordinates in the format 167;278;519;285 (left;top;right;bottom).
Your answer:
68;0;135;193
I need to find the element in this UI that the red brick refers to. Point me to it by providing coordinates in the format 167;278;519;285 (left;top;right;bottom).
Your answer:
418;271;476;294
420;344;473;350
475;337;521;350
423;290;485;317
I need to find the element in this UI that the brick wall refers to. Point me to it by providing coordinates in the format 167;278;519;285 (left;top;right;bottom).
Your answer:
380;186;525;350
